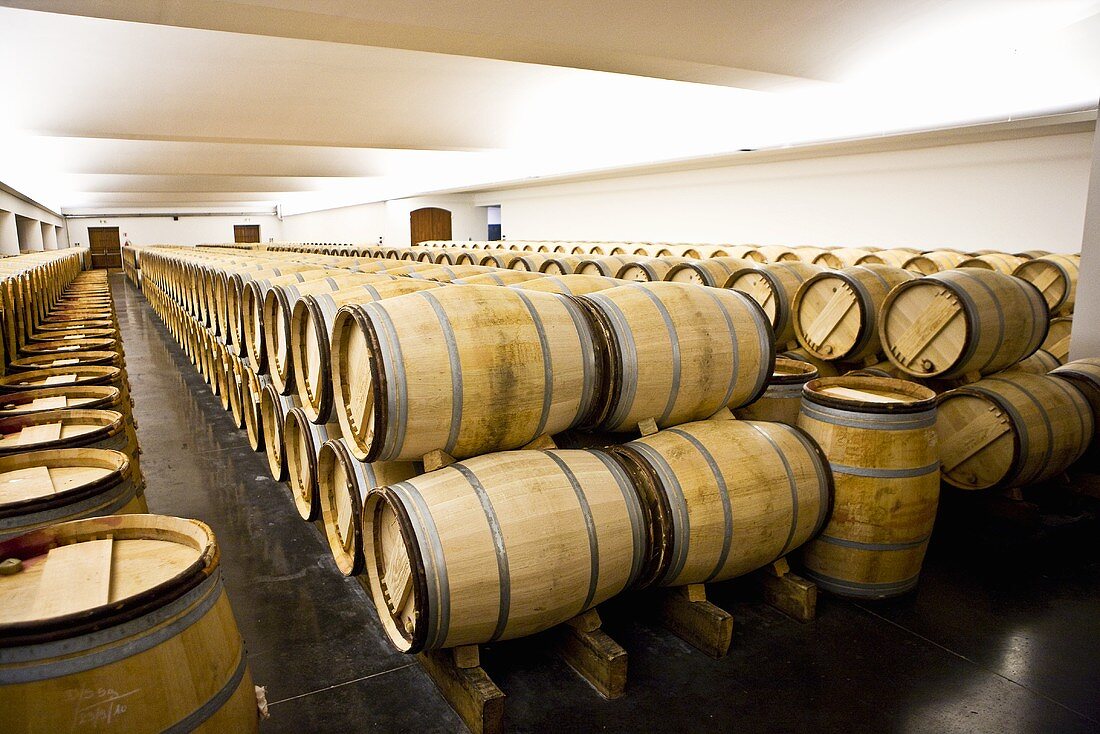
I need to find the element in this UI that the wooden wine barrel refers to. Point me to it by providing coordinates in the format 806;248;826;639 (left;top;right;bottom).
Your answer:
958;253;1027;274
261;273;391;393
509;254;552;271
1041;316;1072;365
811;247;878;269
452;271;544;286
332;285;598;461
799;376;939;598
755;245;800;263
215;342;234;412
793;265;914;362
283;408;342;522
510;274;621;296
878;268;1049;379
226;355;247;429
0;514;259;733
316;438;421;575
1050;359;1100;444
780;348;843;378
31;319;114;335
1005;349;1060;375
259;383;299;480
935;373;1093;490
863;249;913;268
0;409;135;463
1012;254;1078;315
575;255;641;277
0;365;127;396
0;448;145;541
0;385;125;420
577;282;774;432
901;251;965;275
539;256;586;275
19;337;117;357
242;371;266;452
406;264;497;283
664;257;751;287
239;269;333;372
362;449;645;651
1015;249;1052;259
734;358;818;425
26;327;117;346
289;279;446;425
609;418;831;587
616;257;692;282
8;350;123;373
725;262;823;347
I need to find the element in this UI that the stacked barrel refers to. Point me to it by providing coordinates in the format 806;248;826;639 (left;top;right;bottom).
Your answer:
134;239;1095;654
0;253;146;540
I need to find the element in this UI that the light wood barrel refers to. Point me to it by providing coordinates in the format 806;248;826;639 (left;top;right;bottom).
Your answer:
878;269;1049;379
864;249;912;268
539;256;586;275
958;253;1027;274
452;271;544;286
261;273;390;393
616;257;692;281
0;366;127;397
1004;350;1061;375
0;385;124;418
283;407;342;522
509;254;552;271
260;379;300;480
0;514;259;733
8;351;123;373
811;247;877;269
242;371;266;452
798;376;939;599
756;245;800;263
1041;316;1072;364
609;418;831;587
362;449;645;651
912;250;968;273
240;269;332;372
935;373;1093;490
793;265;915;362
32;319;114;335
0;409;136;466
577;282;774;432
1050;359;1100;445
725;262;823;347
664;258;749;287
735;358;818;425
510;274;621;296
19;336;117;356
289;279;446;424
227;355;247;429
576;256;641;277
1012;254;1078;316
332;285;599;461
0;448;146;541
316;437;421;575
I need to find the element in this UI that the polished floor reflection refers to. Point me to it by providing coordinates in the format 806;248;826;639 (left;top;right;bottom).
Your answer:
113;274;1100;733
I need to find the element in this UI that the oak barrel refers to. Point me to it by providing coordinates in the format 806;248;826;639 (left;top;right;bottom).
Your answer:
798;376;939;598
1012;254;1078;315
0;514;259;733
362;449;645;651
725;262;823;347
259;383;299;481
935;373;1093;490
734;358;818;425
1041;316;1072;364
283;407;341;522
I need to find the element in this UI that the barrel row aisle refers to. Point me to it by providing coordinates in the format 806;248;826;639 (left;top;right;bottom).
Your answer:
0;253;264;734
129;240;1100;734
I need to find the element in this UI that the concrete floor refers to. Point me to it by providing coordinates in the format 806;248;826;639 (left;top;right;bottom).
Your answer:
112;273;1100;733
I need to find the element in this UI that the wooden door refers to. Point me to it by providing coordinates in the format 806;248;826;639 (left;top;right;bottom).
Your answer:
234;225;261;243
410;207;452;246
87;227;122;270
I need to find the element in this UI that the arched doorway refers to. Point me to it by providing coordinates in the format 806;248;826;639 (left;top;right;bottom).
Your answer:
410;207;452;246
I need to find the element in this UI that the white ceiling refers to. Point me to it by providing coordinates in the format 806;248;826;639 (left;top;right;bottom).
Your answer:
0;1;1098;215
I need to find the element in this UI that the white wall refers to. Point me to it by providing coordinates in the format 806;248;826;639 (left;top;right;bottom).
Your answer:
280;201;386;244
16;215;43;251
40;222;57;250
385;195;487;247
479;132;1093;254
0;184;68;253
0;211;17;255
64;214;282;248
1071;121;1100;359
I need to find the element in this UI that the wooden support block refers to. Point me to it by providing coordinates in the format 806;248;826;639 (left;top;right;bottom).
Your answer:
637;417;658;436
653;584;733;659
423;449;458;473
519;434;557;451
551;610;628;699
759;561;817;623
708;407;736;421
453;645;480;669
417;649;505;734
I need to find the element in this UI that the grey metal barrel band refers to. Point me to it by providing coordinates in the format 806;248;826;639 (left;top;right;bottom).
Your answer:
828;462;940;479
417;291;463;455
626;441;690;584
0;572;224;683
586;293;638;430
511;290;555;440
631;286;682;425
389;480;449;650
542;451;601;611
952;270;1004;374
585;449;646;588
745;423;800;558
803;568;919;598
815;533;932;552
163;649;249;734
452;463;511;642
361;301;407;459
799;401;936;431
